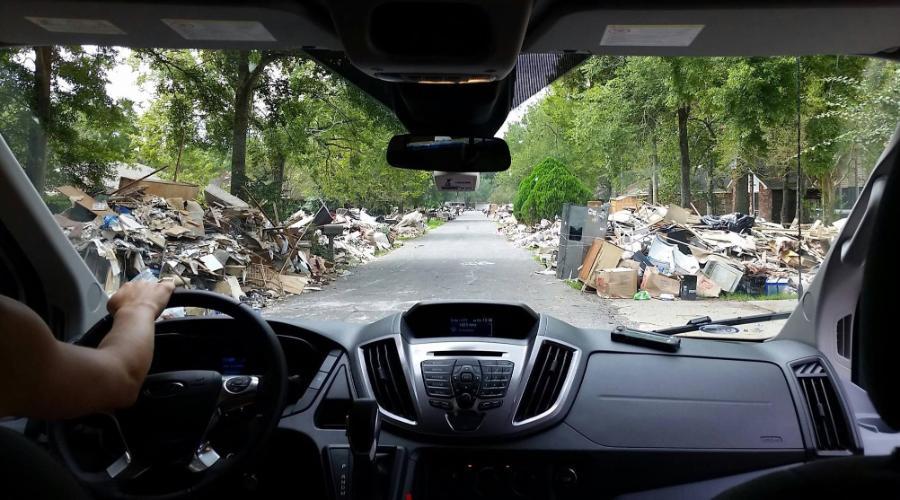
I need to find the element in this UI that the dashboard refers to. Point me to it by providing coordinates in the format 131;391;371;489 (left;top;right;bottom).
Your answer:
144;301;860;499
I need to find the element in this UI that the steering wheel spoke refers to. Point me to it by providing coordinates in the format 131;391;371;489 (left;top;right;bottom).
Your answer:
106;452;150;481
218;375;261;413
102;412;146;481
187;442;222;473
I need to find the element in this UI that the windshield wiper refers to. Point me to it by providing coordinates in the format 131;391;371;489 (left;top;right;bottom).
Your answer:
652;311;791;336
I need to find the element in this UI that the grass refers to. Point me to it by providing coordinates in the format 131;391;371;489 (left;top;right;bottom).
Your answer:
725;291;798;301
426;217;445;230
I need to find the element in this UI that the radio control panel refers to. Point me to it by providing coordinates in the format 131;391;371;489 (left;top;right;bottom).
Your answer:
422;359;514;415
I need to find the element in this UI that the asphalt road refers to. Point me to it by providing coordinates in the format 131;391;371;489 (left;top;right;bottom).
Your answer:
266;211;623;328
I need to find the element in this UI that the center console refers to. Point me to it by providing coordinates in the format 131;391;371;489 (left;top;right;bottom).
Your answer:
356;302;583;437
418;353;519;432
407;341;531;435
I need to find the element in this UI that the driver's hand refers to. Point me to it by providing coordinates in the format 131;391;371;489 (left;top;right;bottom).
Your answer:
107;280;175;318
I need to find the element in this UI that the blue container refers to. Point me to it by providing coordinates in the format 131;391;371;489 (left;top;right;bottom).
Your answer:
765;278;790;296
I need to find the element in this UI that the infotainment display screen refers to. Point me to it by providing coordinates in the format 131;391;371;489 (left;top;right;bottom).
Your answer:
403;302;538;339
221;356;247;375
448;317;494;337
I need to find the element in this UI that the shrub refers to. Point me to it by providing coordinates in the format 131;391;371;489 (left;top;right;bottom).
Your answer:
513;158;557;217
514;158;591;224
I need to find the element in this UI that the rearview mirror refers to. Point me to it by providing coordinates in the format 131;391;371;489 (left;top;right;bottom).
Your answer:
386;135;510;172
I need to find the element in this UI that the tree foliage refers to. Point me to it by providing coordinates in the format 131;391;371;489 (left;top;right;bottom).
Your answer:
1;45;897;226
495;55;898;223
0;47;133;192
514;157;591;224
132;49;432;211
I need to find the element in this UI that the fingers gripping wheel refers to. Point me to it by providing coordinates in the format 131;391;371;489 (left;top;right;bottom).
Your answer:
50;289;287;499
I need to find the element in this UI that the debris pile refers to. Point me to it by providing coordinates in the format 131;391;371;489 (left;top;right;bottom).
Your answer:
53;181;430;309
491;205;561;270
493;201;843;300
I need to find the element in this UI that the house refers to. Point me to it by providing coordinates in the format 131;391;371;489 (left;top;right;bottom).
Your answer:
837;160;871;212
730;169;819;224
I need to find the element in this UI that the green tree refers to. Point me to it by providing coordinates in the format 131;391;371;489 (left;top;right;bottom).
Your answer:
136;49;295;197
571;57;670;202
661;58;728;209
514;157;591;223
0;46;133;192
800;56;867;222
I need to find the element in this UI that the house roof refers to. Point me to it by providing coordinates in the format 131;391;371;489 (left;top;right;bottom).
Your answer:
751;169;815;191
103;163;161;190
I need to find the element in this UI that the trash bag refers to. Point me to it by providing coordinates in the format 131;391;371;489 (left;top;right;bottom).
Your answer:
633;290;651;300
727;214;755;234
700;213;755;234
700;214;728;230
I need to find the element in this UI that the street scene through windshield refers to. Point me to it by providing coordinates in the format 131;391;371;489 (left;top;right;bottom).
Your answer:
3;48;898;336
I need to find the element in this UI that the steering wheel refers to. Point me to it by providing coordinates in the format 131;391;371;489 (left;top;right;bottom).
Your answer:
50;289;287;499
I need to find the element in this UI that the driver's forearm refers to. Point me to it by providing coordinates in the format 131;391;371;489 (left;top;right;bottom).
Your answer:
96;304;157;406
0;299;157;419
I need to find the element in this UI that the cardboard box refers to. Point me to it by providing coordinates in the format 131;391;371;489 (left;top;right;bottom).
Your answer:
697;272;722;298
640;268;681;297
579;240;625;284
617;259;642;271
594;268;638;298
57;185;115;218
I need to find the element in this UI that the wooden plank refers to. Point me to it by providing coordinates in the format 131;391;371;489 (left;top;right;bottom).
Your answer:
278;274;308;295
578;240;604;283
204;184;250;208
109;165;168;195
118;176;198;200
57;185;115;217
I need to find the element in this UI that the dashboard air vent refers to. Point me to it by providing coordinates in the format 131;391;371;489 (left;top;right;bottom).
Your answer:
515;341;575;422
362;339;416;421
793;359;852;451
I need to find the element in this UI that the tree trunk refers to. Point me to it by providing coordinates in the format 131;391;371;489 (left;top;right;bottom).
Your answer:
650;130;660;205
779;172;792;225
26;46;52;193
230;51;253;198
820;172;835;225
273;151;286;197
706;158;715;215
173;134;185;182
734;169;749;214
597;179;611;200
676;105;692;208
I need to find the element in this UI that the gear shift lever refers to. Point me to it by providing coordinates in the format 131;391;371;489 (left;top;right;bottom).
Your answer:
346;399;381;500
